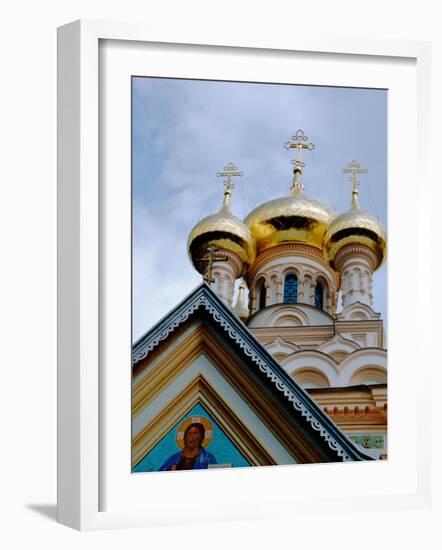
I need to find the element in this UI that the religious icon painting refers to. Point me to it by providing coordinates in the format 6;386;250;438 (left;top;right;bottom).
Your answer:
131;76;388;473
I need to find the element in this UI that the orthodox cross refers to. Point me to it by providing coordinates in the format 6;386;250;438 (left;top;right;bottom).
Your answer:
342;160;368;206
283;129;315;170
216;162;244;194
202;244;228;284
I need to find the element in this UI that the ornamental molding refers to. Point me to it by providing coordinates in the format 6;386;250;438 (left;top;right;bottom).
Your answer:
246;242;340;288
317;333;361;354
210;248;244;278
263;335;301;354
337;301;381;321
132;283;374;462
334;244;378;272
321;403;387;419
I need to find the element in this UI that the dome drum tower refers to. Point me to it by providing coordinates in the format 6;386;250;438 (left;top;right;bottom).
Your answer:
203;247;243;307
187;163;255;308
243;131;339;317
324;160;386;311
333;244;377;308
245;242;339;316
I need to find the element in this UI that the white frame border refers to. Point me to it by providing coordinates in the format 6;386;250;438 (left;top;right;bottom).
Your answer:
57;19;432;531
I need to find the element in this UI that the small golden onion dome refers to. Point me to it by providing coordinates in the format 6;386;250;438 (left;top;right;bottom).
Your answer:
324;191;387;270
244;185;336;254
187;190;256;275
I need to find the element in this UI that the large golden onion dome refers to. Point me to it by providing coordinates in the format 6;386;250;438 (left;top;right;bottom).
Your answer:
244;182;336;254
244;130;336;254
187;187;256;275
324;181;386;270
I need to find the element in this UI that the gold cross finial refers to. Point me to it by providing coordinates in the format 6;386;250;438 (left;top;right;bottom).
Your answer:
284;130;315;192
216;162;244;193
201;244;228;284
342;160;368;208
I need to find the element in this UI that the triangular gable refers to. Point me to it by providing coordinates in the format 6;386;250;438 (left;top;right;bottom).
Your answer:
133;283;373;463
134;402;252;472
133;348;300;468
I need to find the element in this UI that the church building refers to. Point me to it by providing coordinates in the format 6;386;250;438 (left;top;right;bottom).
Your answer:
132;130;387;472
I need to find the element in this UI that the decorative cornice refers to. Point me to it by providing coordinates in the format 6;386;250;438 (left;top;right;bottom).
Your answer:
336;302;381;321
246;242;339;288
264;335;301;353
334;244;378;272
211;248;244;278
308;384;388;424
133;283;375;462
317;333;361;352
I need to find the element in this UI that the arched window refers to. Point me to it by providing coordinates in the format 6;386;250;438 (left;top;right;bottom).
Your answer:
315;280;324;310
284;274;298;304
257;279;266;311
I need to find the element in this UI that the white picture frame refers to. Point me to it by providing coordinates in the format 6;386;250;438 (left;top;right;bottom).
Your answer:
57;19;432;531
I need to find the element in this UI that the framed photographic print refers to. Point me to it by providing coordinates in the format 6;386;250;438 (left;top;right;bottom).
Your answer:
57;20;432;530
131;77;388;475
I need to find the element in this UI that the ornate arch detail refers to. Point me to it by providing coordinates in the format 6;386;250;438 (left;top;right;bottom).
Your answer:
339;348;387;385
255;274;269;289
255;276;268;311
317;334;361;362
311;271;332;289
337;302;381;321
281;265;302;279
313;275;326;309
312;272;327;285
349;366;387;385
263;336;301;356
268;306;310;327
281;350;340;386
292;368;331;389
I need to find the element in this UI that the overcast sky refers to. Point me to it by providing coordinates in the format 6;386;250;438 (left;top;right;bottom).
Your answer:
132;77;387;343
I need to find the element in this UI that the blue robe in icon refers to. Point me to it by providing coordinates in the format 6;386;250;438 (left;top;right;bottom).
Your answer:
159;447;217;471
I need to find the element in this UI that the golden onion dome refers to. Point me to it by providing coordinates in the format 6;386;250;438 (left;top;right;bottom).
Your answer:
187;189;256;275
244;129;335;254
244;184;336;254
324;188;386;270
